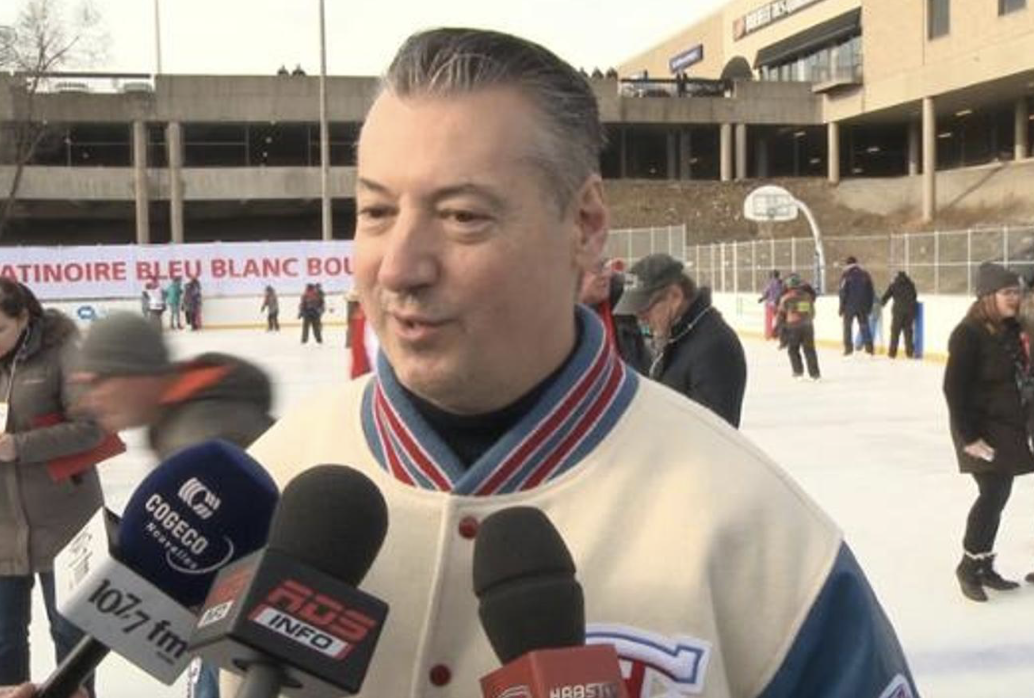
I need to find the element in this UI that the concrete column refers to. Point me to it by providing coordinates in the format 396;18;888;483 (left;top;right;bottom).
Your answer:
735;123;748;180
720;123;733;182
1016;98;1030;161
666;131;678;179
908;120;921;176
827;121;840;184
755;136;769;179
132;121;150;245
922;96;936;224
166;121;184;244
679;129;692;179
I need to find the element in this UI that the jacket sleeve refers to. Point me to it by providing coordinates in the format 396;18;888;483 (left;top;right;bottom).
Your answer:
757;544;918;698
12;343;104;465
943;324;982;444
881;283;894;306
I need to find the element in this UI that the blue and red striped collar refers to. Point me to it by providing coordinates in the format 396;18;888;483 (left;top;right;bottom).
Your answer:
360;305;638;495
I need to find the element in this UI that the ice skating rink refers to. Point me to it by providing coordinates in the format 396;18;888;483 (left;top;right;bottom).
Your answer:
27;325;1034;697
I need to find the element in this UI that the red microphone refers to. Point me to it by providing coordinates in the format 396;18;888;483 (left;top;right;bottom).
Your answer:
472;507;628;698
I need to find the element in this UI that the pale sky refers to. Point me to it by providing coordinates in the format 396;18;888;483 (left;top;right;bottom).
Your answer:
2;0;728;76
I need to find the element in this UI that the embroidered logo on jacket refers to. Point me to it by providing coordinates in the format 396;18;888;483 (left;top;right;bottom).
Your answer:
586;624;710;696
877;675;914;698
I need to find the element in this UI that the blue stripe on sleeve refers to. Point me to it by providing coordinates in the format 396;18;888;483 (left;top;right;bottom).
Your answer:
757;543;919;698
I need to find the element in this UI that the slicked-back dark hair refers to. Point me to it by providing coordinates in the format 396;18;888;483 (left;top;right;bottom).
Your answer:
382;28;605;211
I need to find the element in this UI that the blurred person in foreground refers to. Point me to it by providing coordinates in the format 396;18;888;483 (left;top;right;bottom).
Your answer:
943;263;1034;602
777;273;821;381
839;255;875;356
578;256;650;373
0;280;107;697
232;27;917;698
72;312;275;698
614;253;747;427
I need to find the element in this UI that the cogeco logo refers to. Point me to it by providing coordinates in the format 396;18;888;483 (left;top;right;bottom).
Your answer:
177;477;221;519
248;580;378;660
143;493;235;575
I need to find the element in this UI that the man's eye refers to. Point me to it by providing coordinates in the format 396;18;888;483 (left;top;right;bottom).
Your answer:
442;209;487;224
358;205;392;219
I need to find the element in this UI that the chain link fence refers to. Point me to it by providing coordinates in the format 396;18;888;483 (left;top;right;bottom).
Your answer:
605;224;1034;295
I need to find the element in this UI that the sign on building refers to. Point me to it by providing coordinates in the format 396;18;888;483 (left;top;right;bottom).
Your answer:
733;0;828;40
669;44;704;74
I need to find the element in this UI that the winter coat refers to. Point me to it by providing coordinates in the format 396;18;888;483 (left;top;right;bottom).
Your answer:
0;311;105;575
165;280;183;308
881;273;918;317
183;280;202;313
778;286;816;328
943;315;1034;476
759;277;785;307
838;264;875;316
650;288;747;427
147;352;274;460
261;291;279;315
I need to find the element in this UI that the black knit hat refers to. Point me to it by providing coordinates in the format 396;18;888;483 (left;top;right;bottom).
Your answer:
975;262;1020;297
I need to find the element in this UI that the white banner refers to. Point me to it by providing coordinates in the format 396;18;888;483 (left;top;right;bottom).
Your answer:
0;240;355;300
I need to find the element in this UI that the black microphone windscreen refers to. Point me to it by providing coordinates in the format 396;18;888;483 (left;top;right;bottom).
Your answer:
266;464;388;586
473;507;584;663
119;439;279;608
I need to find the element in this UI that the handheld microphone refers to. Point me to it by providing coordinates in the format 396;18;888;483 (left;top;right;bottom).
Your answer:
41;440;280;698
188;464;390;698
473;507;628;698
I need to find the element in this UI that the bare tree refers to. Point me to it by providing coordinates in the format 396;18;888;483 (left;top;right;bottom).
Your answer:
0;0;107;241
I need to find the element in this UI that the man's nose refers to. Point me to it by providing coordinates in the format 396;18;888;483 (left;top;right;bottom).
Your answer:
376;209;439;292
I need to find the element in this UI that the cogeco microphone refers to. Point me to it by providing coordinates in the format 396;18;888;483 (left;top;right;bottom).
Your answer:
473;506;628;698
188;464;390;698
40;439;280;698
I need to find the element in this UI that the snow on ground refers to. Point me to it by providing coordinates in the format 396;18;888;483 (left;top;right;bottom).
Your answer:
25;325;1034;697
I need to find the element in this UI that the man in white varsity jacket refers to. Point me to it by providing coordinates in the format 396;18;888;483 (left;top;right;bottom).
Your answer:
231;28;918;698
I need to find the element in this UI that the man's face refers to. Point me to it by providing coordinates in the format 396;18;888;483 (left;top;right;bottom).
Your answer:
579;259;614;306
636;285;681;340
76;375;165;432
355;87;607;414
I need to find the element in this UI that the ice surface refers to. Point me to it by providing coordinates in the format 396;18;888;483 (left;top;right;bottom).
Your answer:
24;326;1033;697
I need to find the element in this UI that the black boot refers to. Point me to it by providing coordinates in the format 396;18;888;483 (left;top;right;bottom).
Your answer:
956;555;987;602
976;558;1017;591
979;554;1019;591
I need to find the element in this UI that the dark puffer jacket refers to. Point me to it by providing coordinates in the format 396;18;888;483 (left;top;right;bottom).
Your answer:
0;311;104;575
650;288;747;427
943;315;1034;476
838;264;875;316
148;352;274;460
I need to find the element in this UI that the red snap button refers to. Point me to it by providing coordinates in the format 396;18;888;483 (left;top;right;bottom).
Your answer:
458;516;479;539
429;664;451;686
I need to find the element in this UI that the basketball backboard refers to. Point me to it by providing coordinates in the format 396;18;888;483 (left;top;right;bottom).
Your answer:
743;185;798;222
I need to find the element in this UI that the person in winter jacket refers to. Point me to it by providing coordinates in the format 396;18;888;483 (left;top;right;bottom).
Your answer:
165;277;183;331
298;283;324;344
183;276;202;331
579;257;651;374
839;256;875;356
943;262;1033;602
777;274;820;380
758;269;785;340
0;280;105;695
615;253;747;427
880;271;918;359
72;311;275;698
260;286;280;332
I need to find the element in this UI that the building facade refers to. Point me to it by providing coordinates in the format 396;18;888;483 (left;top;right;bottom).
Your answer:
621;0;1034;220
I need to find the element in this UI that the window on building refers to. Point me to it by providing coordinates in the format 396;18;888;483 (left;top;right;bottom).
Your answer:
928;0;950;39
999;0;1026;15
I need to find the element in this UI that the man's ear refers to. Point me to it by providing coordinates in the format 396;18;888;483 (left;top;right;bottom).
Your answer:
572;174;609;270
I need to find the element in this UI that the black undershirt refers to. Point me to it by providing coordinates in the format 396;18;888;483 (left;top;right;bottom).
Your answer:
399;325;582;469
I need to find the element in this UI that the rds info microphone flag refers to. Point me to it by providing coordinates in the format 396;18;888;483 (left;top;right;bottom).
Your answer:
188;464;390;698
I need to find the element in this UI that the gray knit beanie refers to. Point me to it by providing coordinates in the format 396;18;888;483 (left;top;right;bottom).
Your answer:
975;262;1020;297
77;312;172;376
